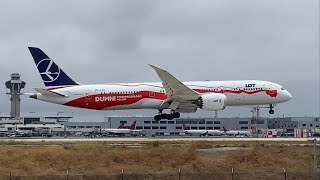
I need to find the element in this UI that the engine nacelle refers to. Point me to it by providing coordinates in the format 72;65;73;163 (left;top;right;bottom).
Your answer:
197;93;227;111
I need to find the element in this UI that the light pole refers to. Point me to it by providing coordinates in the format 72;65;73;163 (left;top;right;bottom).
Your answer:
308;139;318;180
314;139;318;180
256;106;259;138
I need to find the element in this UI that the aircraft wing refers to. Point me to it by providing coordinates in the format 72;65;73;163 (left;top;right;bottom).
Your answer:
149;65;200;111
34;88;68;97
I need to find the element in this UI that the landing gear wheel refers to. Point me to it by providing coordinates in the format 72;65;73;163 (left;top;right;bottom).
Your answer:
268;104;275;114
154;111;180;121
173;112;180;118
269;109;274;114
167;114;174;120
154;115;161;121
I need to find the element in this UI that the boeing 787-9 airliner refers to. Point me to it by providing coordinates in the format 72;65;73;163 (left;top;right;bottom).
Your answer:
28;47;292;121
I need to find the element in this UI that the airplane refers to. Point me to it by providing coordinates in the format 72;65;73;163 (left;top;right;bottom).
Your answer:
6;129;27;138
182;124;222;136
101;121;137;135
27;47;292;121
222;127;252;137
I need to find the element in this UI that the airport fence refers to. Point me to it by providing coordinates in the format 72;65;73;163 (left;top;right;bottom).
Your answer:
1;169;315;180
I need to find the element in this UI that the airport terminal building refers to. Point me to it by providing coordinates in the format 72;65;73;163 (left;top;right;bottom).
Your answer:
103;116;265;135
63;116;319;136
0;115;319;136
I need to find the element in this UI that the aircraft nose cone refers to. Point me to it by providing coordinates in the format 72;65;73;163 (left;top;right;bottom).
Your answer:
284;90;292;101
287;91;292;99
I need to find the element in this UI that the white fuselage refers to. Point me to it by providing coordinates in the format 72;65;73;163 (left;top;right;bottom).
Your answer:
33;80;292;112
224;130;252;137
183;129;222;136
101;128;132;134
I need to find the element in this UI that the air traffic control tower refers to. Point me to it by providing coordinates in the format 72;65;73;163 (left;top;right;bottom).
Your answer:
5;73;26;118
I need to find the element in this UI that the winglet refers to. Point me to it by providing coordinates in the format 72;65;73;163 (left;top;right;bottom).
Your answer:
149;64;199;102
148;64;160;70
148;64;168;81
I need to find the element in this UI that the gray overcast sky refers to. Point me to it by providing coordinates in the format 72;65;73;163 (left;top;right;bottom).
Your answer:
0;0;319;120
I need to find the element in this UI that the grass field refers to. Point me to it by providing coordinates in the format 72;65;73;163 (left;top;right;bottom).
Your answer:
0;140;317;179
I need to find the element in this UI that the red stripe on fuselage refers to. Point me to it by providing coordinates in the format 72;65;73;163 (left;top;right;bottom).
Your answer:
106;84;278;98
64;91;167;110
193;89;278;98
64;87;277;110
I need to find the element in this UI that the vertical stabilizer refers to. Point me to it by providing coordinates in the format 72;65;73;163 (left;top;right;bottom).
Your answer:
28;47;79;87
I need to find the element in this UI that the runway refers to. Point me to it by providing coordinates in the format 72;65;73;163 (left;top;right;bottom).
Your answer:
1;137;318;142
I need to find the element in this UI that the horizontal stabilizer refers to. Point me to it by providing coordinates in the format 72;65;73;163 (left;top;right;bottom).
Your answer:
34;88;68;97
21;93;36;96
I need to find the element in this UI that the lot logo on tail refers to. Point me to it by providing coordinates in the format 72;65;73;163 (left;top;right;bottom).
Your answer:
37;58;61;83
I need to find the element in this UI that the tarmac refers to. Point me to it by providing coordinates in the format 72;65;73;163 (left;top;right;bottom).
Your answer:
1;137;319;142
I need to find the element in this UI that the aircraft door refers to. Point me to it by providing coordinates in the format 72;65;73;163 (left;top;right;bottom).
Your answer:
263;83;277;98
269;84;277;97
149;91;155;97
85;90;94;105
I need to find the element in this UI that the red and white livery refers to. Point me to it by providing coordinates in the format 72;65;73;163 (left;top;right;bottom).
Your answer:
28;47;292;121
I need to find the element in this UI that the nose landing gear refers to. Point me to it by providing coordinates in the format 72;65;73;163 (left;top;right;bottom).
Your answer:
269;104;275;114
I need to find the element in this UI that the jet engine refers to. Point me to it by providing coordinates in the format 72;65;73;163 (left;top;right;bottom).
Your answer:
196;93;227;111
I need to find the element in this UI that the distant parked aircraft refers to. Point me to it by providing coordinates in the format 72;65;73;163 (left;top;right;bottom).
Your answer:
223;127;252;137
182;124;222;137
101;121;138;136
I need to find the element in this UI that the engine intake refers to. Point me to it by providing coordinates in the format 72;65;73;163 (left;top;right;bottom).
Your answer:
196;93;227;111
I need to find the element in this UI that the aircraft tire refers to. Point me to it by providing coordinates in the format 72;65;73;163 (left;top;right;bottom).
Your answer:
173;112;180;118
167;114;174;120
154;115;161;121
269;109;274;114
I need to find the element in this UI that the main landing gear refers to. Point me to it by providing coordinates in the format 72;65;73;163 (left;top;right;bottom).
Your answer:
154;110;180;121
269;104;275;114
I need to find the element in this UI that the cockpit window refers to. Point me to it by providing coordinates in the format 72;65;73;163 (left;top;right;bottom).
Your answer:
281;87;285;90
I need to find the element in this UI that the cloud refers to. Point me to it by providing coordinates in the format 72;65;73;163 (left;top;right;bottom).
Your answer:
0;0;318;119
